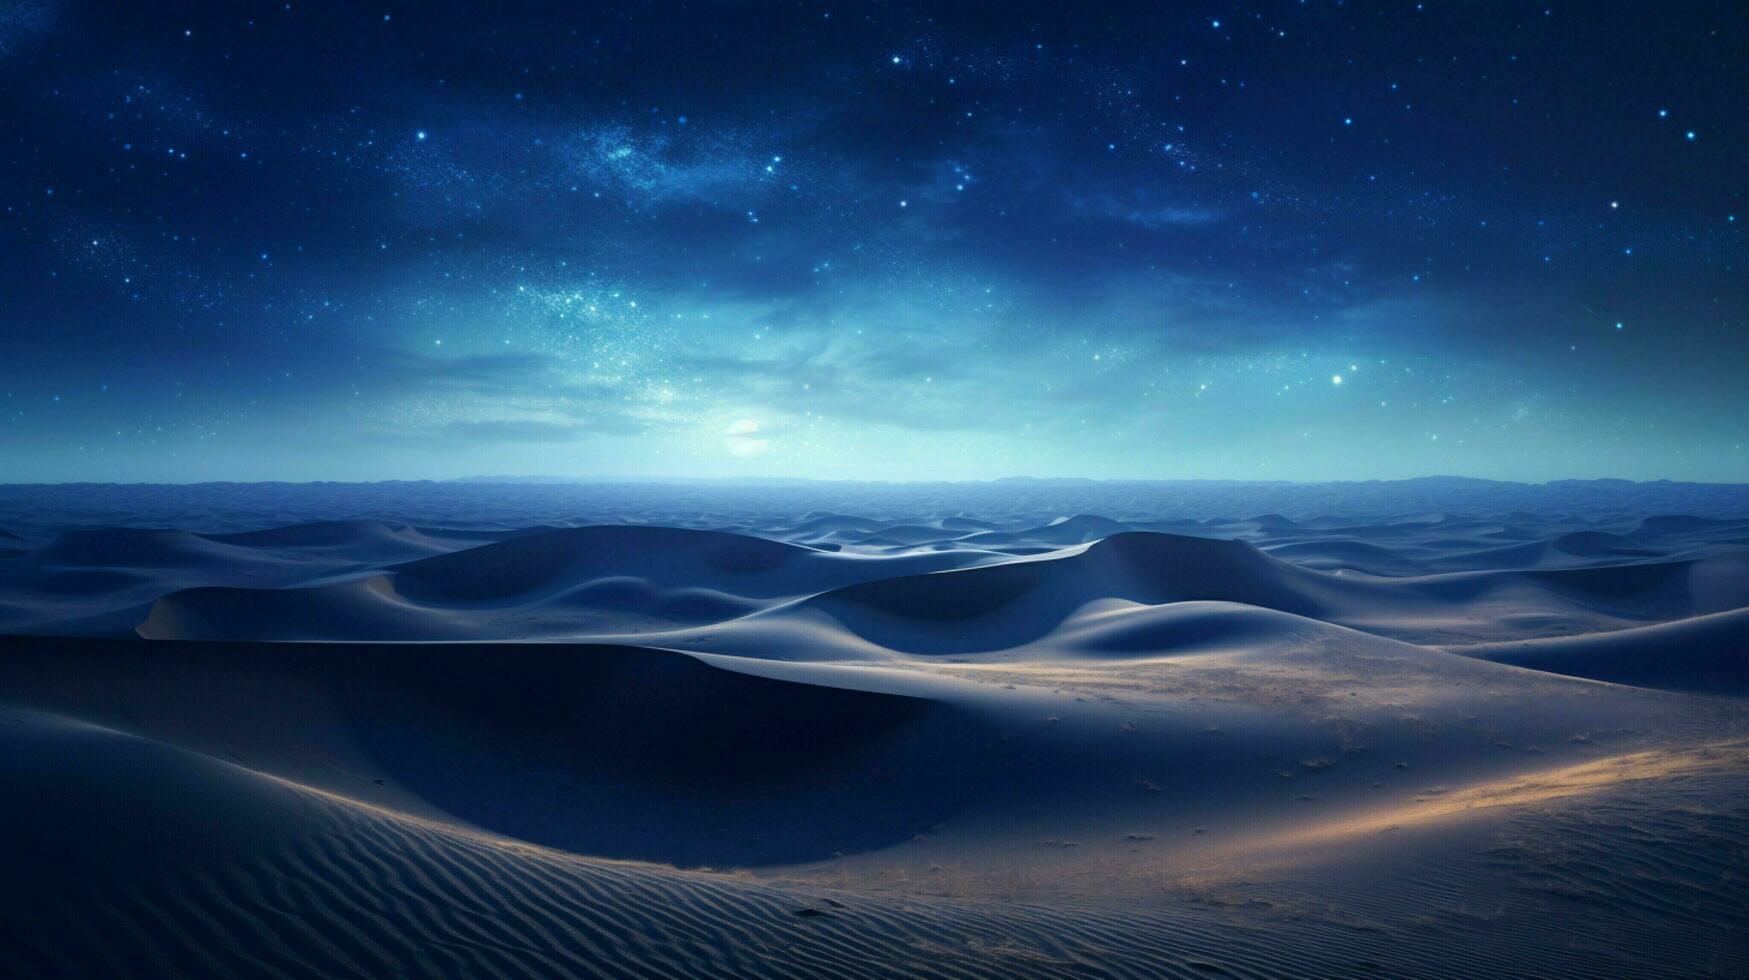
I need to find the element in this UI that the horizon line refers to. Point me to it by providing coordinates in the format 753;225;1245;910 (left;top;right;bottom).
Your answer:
4;474;1748;489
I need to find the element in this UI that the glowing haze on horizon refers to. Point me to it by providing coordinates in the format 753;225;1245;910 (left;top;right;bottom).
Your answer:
2;2;1745;483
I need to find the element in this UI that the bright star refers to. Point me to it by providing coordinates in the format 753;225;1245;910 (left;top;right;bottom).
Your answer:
1332;374;1343;385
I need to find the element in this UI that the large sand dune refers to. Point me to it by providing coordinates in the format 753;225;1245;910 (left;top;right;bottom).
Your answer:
2;483;1747;976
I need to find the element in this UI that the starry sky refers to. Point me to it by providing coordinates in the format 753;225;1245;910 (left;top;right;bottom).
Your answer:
2;1;1745;483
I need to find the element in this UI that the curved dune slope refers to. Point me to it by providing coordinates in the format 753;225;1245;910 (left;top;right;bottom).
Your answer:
29;527;234;567
790;533;1346;653
0;523;514;636
0;708;1262;980
4;627;1748;978
0;636;979;868
391;524;823;600
6;621;1739;878
778;531;1747;652
16;706;1743;980
3;512;1743;646
129;524;1749;647
203;519;482;561
1260;538;1423;575
139;525;979;641
1456;606;1749;694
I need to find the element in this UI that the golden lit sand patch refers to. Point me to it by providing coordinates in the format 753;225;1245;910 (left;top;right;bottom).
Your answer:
1236;741;1749;858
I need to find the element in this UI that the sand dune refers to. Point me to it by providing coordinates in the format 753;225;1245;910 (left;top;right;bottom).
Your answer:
1456;606;1749;694
3;490;1748;976
136;525;983;641
785;533;1343;653
5;701;1743;980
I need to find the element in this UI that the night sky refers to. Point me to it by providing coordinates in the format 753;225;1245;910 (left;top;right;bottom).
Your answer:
2;1;1745;483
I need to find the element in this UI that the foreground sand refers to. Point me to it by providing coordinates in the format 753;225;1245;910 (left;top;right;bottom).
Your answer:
1;501;1746;976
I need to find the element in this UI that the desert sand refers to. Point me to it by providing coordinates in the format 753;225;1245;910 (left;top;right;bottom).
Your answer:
1;480;1746;977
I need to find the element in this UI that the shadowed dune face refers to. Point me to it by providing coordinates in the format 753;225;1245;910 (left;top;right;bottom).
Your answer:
91;519;1749;650
1040;600;1334;656
338;644;976;867
4;623;1742;886
127;523;984;641
793;533;1339;653
0;709;346;888
30;529;201;566
10;702;1740;980
3;496;1749;977
206;519;441;550
2;503;1743;649
0;636;976;868
1455;606;1749;694
389;525;811;601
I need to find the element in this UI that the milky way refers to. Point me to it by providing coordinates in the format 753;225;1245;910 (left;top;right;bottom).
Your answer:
1;1;1744;481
